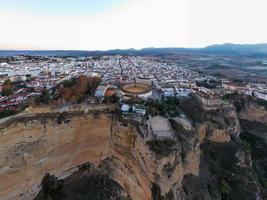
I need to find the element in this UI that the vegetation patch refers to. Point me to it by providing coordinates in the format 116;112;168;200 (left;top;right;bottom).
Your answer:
146;140;177;157
35;162;129;200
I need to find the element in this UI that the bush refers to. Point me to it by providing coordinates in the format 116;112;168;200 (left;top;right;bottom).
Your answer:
38;173;63;200
0;110;16;119
259;176;267;188
242;140;252;153
62;78;76;88
219;180;231;195
256;99;267;110
2;79;13;96
146;140;176;156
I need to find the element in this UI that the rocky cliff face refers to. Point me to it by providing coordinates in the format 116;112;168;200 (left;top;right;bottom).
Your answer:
35;162;130;200
179;96;240;144
0;112;112;200
178;95;267;200
1;95;267;200
109;118;199;200
237;95;267;199
0;109;200;200
237;95;267;125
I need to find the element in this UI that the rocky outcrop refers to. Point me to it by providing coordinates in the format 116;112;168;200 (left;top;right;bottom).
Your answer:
236;95;267;124
106;116;200;200
135;122;199;198
1;94;267;200
236;95;267;199
198;107;240;143
178;95;267;200
0;112;112;200
0;107;201;200
35;162;130;200
192;139;262;200
179;96;240;144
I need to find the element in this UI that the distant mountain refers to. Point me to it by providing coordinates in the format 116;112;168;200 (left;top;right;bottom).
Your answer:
204;64;232;70
1;43;267;57
201;43;267;56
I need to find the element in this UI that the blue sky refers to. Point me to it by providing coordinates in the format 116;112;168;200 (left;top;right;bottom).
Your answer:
0;0;125;15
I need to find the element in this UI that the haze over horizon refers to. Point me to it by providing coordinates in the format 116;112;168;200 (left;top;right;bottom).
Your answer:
1;0;267;51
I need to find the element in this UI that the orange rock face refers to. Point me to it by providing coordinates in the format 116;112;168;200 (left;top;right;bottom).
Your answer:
0;114;112;200
0;112;201;200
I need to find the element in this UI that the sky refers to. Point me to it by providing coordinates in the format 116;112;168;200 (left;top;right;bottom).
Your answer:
0;0;266;50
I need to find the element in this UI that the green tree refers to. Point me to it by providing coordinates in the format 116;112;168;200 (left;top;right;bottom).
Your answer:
39;89;50;104
2;79;12;96
129;106;133;113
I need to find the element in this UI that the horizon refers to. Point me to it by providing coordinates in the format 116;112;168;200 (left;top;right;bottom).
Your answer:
1;43;267;52
1;0;267;50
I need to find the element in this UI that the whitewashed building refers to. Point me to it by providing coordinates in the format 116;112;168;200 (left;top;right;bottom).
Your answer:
253;90;267;101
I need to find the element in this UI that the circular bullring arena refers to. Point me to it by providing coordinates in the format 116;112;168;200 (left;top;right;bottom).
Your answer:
121;83;152;99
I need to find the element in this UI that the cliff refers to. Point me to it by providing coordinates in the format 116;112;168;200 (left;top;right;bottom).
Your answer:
0;111;112;200
35;162;130;200
0;94;267;200
109;118;199;199
0;107;200;200
178;95;267;200
179;96;240;143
